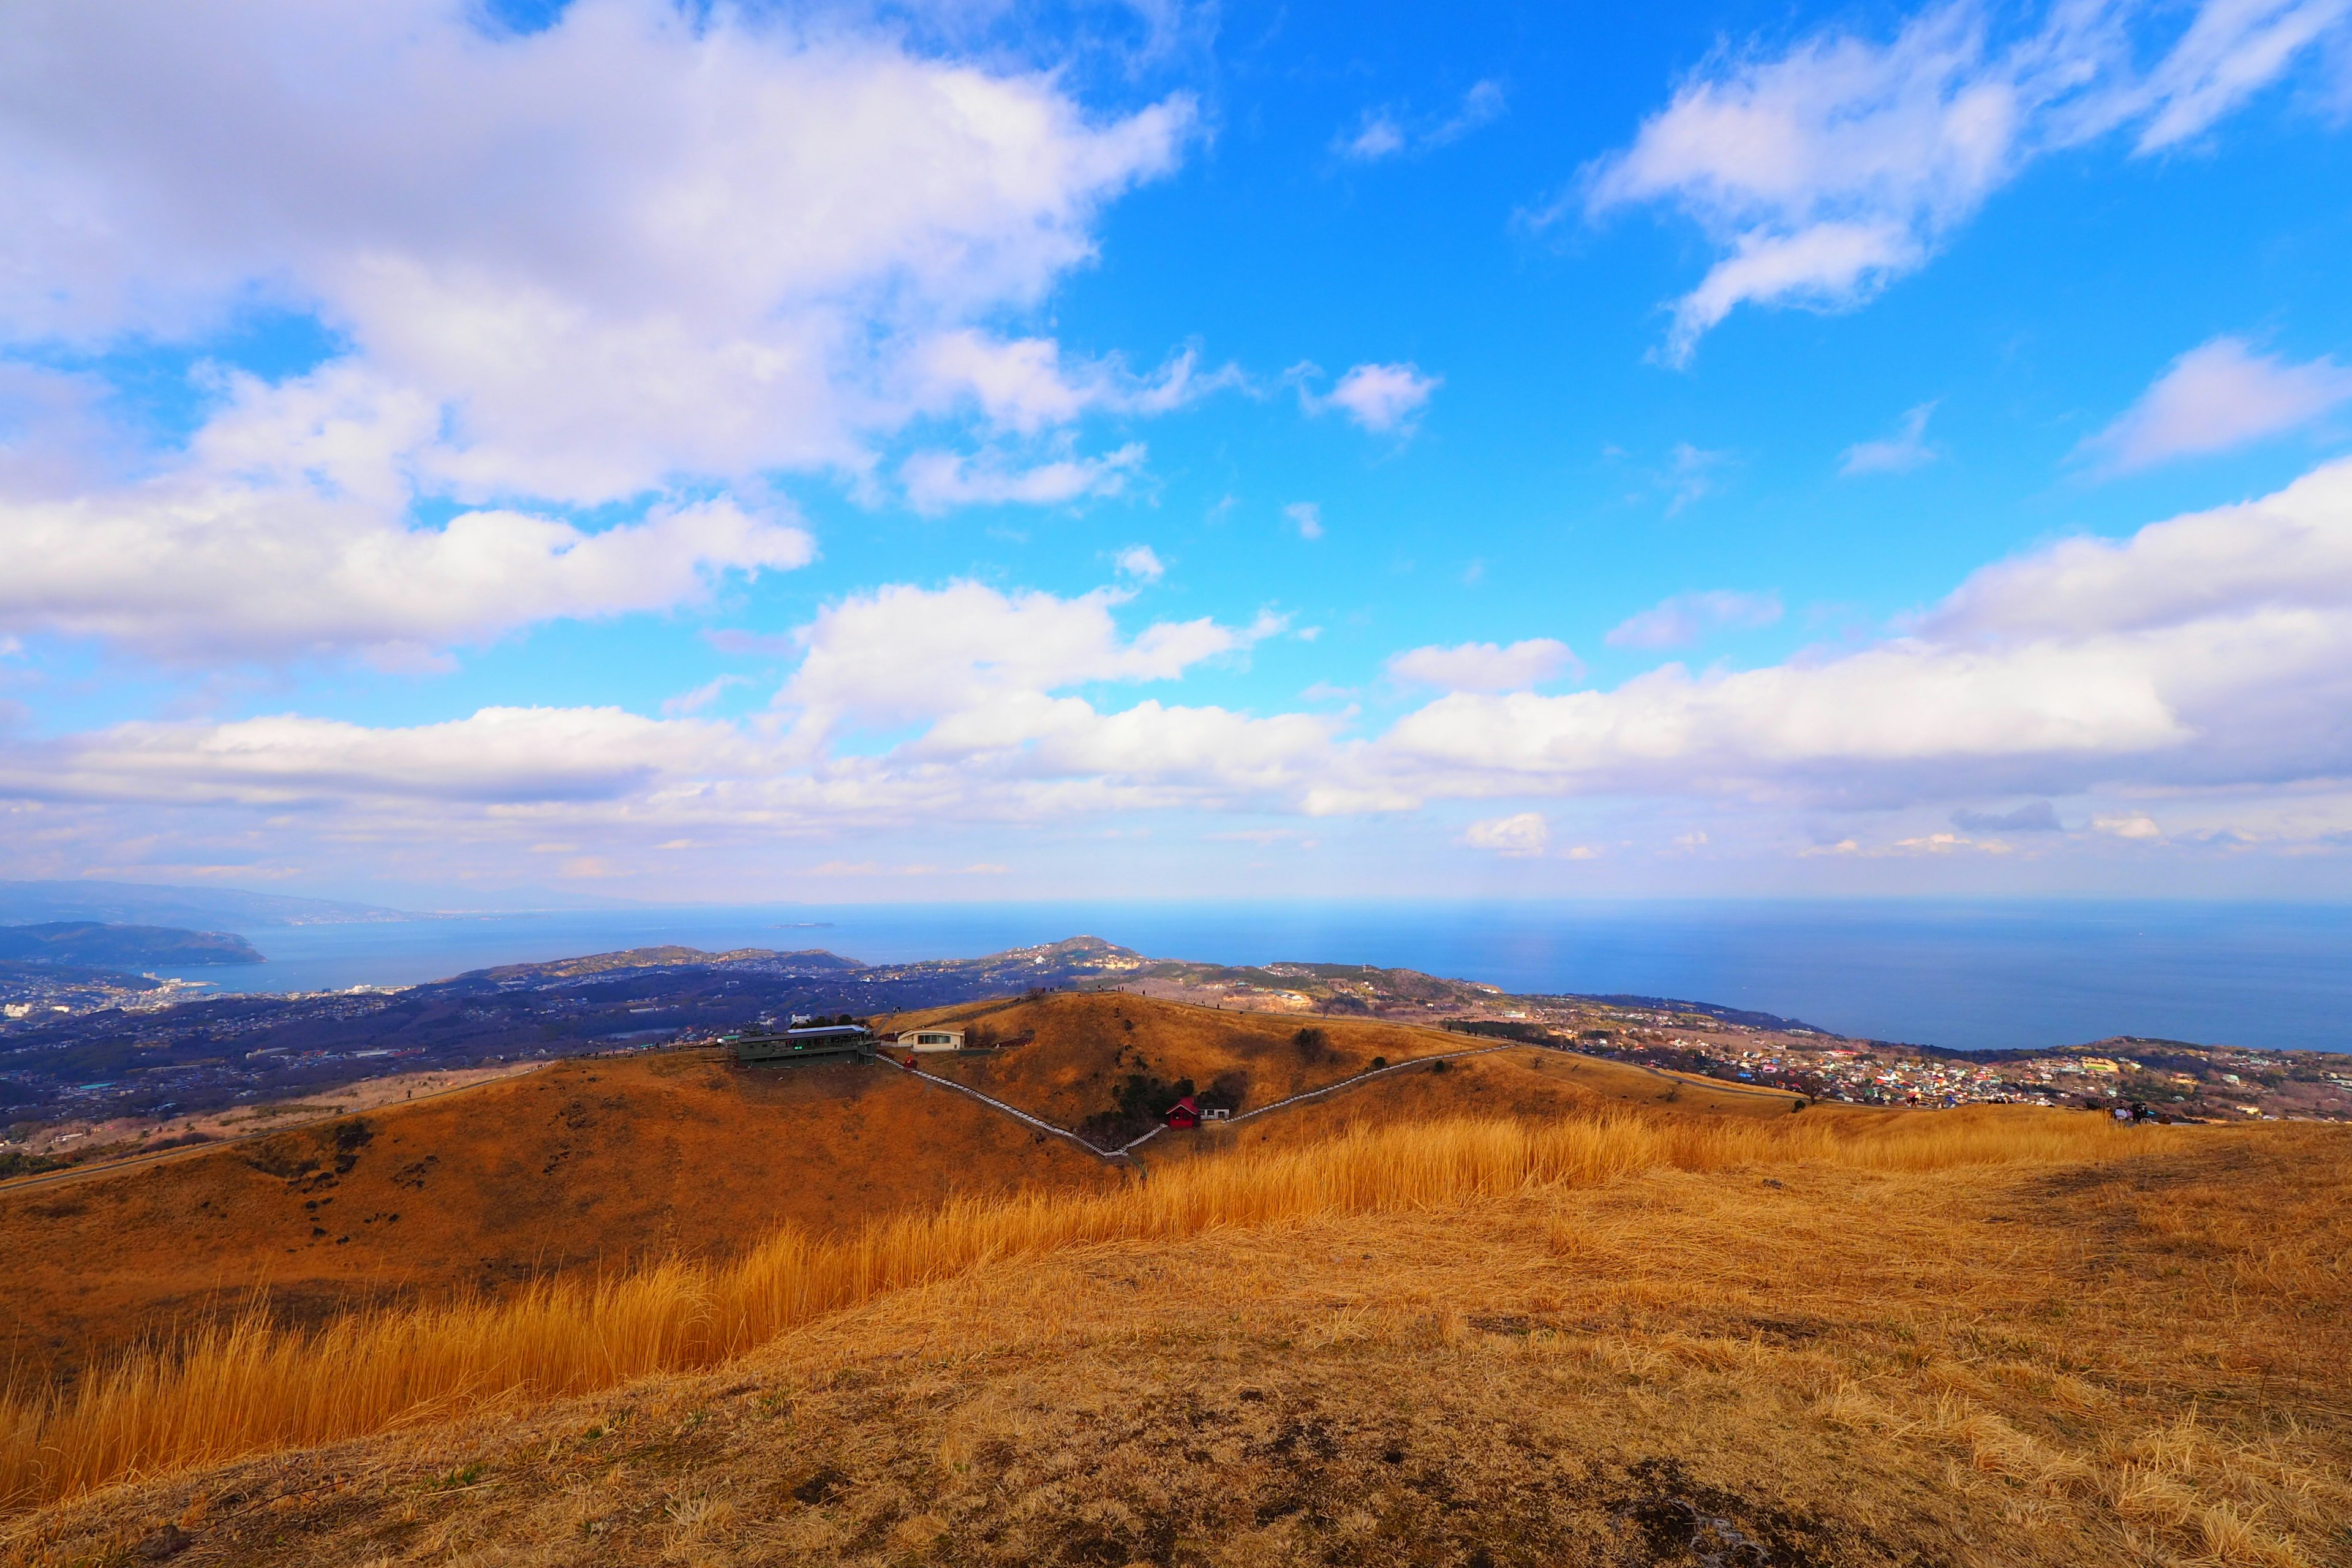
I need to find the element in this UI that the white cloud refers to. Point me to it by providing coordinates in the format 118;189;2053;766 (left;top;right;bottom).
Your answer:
0;387;815;663
662;674;752;717
1115;544;1166;581
1462;812;1550;856
1388;638;1580;692
1431;81;1510;146
1286;501;1325;540
1;5;1192;483
1337;81;1507;162
1605;590;1782;649
0;0;1198;660
1380;458;2352;806
1660;442;1729;513
900;442;1146;513
1321;362;1441;433
1339;116;1408;161
1841;402;1941;474
913;334;1237;434
777;579;1271;742
1922;456;2352;639
19;461;2352;881
12;706;753;808
2128;0;2352;151
1580;0;2352;363
2080;336;2352;472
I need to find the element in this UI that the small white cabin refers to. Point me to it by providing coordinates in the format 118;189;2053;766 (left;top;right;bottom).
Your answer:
897;1027;965;1052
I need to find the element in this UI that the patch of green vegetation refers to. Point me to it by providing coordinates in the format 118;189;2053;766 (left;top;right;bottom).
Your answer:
0;1148;66;1180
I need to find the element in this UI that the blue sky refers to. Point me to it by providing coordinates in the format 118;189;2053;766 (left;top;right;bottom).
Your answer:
2;0;2351;907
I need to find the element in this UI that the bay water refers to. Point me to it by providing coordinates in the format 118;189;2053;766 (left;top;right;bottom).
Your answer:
140;899;2352;1055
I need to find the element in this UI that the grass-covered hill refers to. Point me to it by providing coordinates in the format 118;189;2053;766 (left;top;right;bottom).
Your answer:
6;1112;2346;1566
3;993;2346;1566
877;990;1809;1147
0;1049;1114;1382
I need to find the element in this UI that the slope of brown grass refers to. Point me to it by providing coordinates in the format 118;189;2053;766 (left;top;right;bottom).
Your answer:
0;1104;2236;1519
885;992;1797;1132
0;1050;1114;1382
1153;1044;1838;1170
7;1116;2345;1567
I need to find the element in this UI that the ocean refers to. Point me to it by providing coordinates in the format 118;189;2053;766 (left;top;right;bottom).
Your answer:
139;899;2352;1056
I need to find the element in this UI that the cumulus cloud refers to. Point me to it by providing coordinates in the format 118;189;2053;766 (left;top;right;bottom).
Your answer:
19;462;2352;880
1324;363;1441;432
777;580;1280;748
2080;336;2352;472
1292;363;1441;433
1;4;1191;475
0;0;1197;660
1605;590;1783;650
1286;502;1326;540
1379;458;2352;807
0;393;815;663
1387;638;1581;692
1462;812;1550;855
1841;402;1941;474
1115;544;1166;581
1578;0;2352;362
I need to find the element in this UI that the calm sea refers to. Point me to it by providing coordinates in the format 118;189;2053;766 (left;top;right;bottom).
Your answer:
138;900;2352;1056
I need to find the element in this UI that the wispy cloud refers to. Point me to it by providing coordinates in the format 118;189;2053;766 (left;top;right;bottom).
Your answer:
900;443;1147;514
1841;402;1941;475
661;674;752;717
1389;638;1581;692
1605;589;1783;649
1660;443;1731;514
1286;501;1326;540
2081;336;2352;473
1572;0;2352;363
1336;81;1507;162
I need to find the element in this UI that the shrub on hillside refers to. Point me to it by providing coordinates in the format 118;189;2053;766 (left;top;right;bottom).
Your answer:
1078;1072;1196;1147
1199;1071;1249;1114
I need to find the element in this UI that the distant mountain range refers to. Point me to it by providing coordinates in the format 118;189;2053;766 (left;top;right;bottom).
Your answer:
0;880;410;930
0;922;266;967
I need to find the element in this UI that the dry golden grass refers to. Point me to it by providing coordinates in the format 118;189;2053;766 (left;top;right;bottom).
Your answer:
0;1102;2185;1517
7;1112;2345;1568
0;1050;1115;1384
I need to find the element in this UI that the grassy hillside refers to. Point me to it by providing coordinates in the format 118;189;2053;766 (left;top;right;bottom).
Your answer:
5;994;2346;1564
4;1112;2345;1566
0;995;1864;1384
881;991;1809;1145
0;1049;1114;1381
